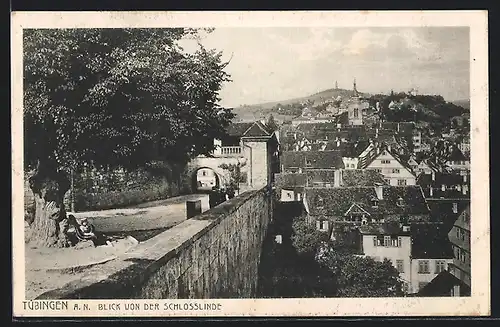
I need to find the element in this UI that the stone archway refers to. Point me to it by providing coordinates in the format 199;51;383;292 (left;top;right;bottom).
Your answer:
192;167;221;193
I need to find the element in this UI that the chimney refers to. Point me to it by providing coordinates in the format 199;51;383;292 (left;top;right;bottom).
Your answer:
374;184;384;200
429;186;433;197
397;123;400;132
334;169;342;187
431;171;435;181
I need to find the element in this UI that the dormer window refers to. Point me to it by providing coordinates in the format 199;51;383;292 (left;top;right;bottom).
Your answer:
371;197;379;208
452;202;458;214
317;196;324;209
397;197;404;207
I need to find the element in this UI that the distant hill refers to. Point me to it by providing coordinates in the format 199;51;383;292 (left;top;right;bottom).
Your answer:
230;88;370;122
450;99;470;110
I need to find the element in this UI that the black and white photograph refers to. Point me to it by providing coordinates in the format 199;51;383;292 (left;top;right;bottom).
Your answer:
12;11;490;317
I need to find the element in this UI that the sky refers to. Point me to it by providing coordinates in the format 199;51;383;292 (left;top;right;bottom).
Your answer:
179;27;470;108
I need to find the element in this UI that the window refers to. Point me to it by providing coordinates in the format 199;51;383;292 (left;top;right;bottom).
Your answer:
384;179;391;184
287;193;292;198
452;202;458;214
392;168;400;174
396;260;404;273
373;236;377;247
381;160;391;164
391;238;398;247
398;237;402;247
435;260;447;273
460;250;467;263
318;220;329;231
384;236;391;247
317;196;324;209
418;260;430;274
371;199;379;208
397;179;407;186
202;171;207;176
354;108;359;118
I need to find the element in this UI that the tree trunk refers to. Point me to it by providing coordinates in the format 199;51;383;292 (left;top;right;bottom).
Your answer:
26;160;71;248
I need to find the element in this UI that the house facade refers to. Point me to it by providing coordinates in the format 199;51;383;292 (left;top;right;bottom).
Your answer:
358;223;454;294
448;205;471;294
363;147;417;186
359;224;412;291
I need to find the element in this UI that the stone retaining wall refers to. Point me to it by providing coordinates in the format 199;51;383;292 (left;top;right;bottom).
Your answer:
36;188;272;299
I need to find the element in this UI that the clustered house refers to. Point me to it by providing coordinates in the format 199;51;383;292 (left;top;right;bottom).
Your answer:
357;223;454;294
191;120;279;193
271;80;471;296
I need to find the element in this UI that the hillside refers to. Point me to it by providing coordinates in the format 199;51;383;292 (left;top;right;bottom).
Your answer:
231;88;370;122
450;99;470;110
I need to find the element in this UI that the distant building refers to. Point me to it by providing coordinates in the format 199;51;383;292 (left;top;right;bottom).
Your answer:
361;145;417;186
445;146;470;172
417;171;470;199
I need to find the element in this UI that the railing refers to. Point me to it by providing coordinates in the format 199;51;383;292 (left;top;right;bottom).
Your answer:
220;146;243;156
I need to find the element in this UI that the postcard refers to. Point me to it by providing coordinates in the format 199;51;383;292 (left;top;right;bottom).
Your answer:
11;10;490;317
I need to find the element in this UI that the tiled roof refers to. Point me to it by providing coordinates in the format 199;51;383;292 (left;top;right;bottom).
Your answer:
281;151;344;170
358;222;410;236
305;185;429;217
341;169;387;187
244;121;272;137
305;169;337;186
417;270;470;297
410;224;454;259
274;173;307;189
426;199;470;230
341;140;371;158
226;121;272;138
226;122;254;137
306;151;345;169
281;151;306;169
446;146;468;161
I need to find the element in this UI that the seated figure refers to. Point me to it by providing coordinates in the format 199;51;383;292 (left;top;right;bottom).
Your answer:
67;215;112;247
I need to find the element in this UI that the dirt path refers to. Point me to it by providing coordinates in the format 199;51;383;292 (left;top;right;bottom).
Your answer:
71;194;209;232
25;194;210;300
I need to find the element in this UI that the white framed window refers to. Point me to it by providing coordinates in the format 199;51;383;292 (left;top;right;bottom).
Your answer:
435;260;447;273
397;179;407;186
418;260;430;274
392;168;400;174
381;159;391;164
384;236;391;247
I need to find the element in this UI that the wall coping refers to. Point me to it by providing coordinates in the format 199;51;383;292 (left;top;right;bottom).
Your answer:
36;188;267;299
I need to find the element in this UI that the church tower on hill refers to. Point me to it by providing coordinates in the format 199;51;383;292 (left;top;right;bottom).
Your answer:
335;81;338;90
353;78;359;97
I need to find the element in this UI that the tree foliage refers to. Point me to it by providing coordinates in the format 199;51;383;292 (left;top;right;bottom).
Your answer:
317;249;404;297
24;28;235;173
23;28;234;247
291;217;329;258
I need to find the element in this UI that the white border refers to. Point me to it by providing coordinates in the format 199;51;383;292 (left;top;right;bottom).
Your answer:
11;10;490;317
